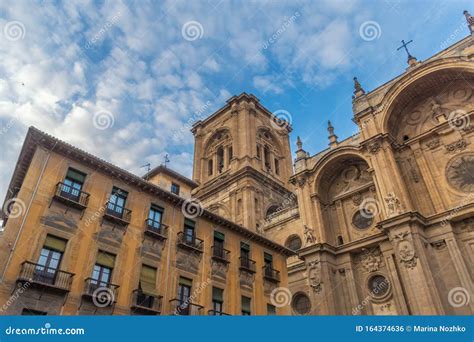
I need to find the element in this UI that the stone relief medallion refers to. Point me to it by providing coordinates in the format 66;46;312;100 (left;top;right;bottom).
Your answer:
446;153;474;193
394;232;418;269
359;248;383;273
307;260;322;293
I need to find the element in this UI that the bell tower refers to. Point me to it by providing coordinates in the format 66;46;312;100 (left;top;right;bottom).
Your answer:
191;93;295;232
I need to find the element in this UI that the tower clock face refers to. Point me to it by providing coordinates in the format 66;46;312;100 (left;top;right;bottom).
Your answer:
446;153;474;193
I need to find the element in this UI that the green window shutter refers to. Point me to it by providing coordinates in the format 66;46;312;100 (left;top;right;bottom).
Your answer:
140;265;157;294
212;287;223;302
264;252;273;262
66;168;86;183
242;296;251;311
240;242;250;251
179;276;193;287
43;235;67;252
96;251;116;268
184;219;195;228
214;231;225;241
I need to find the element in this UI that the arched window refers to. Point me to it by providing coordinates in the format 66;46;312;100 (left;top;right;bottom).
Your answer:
264;146;271;171
285;235;302;251
217;146;224;173
337;235;344;245
208;159;213;176
265;205;281;218
292;293;311;315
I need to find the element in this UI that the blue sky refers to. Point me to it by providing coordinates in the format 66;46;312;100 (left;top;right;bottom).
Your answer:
0;0;472;198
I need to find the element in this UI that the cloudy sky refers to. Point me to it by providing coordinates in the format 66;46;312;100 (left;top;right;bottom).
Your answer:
0;0;471;198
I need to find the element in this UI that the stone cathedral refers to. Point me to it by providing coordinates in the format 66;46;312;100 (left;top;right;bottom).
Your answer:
191;18;474;315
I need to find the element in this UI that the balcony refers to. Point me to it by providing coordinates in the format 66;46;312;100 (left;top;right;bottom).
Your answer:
51;182;89;211
169;299;204;315
239;257;256;273
17;261;74;293
103;202;132;226
130;289;162;315
177;232;204;253
208;310;231;316
82;278;120;306
211;246;230;264
144;219;168;240
263;265;280;283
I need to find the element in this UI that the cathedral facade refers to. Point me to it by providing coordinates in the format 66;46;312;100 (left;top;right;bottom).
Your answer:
191;22;474;315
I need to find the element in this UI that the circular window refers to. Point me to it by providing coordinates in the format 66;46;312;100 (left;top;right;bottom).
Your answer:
367;274;390;298
292;293;311;315
446;153;474;193
352;211;373;230
285;235;302;251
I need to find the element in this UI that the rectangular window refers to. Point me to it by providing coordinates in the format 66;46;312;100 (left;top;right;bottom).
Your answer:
171;183;180;195
107;187;128;217
274;158;280;175
241;296;251;315
264;252;273;276
212;287;224;314
21;308;47;315
34;235;67;285
213;231;225;257
208;159;213;176
147;205;163;230
90;251;115;290
61;168;86;201
184;219;195;244
178;277;192;315
267;304;276;315
240;242;250;262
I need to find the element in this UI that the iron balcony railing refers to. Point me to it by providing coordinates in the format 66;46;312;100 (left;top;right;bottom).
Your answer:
144;219;168;239
208;309;231;316
131;289;163;314
169;299;204;316
83;278;120;306
262;265;280;282
53;182;90;208
211;246;230;263
18;261;74;292
239;257;256;273
177;232;204;252
103;201;132;225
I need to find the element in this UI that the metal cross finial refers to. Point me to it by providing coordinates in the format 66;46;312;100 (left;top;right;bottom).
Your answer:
397;39;414;59
163;154;170;167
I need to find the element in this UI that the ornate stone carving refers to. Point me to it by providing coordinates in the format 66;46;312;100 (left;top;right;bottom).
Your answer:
384;192;403;217
351;192;362;206
446;153;474;192
307;260;322;293
426;138;440;150
393;232;418;269
176;249;201;273
239;270;254;288
445;139;466;154
430;240;447;250
211;260;228;280
367;141;381;155
359;248;383;273
304;225;316;246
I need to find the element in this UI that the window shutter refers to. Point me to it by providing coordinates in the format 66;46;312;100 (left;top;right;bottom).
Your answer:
96;251;115;268
66;168;86;183
240;242;250;251
179;276;193;287
212;287;223;302
140;265;157;294
43;235;67;252
184;219;195;228
214;231;225;241
242;296;251;311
